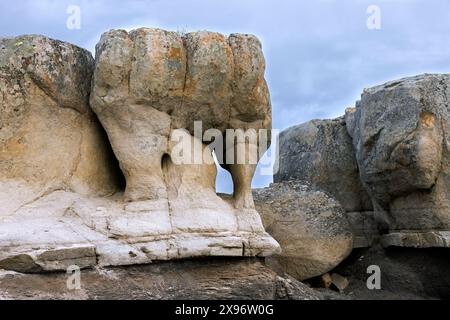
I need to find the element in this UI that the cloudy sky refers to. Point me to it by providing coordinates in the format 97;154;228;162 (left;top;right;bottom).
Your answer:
2;0;450;192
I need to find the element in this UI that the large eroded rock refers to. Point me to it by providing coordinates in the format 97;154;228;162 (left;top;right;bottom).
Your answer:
0;35;121;203
348;74;450;232
253;181;353;281
91;28;272;209
0;30;279;273
275;117;371;212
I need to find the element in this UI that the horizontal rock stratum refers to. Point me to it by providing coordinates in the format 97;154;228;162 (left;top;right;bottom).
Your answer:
0;29;280;273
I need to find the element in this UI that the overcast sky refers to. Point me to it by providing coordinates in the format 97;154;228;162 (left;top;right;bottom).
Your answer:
2;0;450;192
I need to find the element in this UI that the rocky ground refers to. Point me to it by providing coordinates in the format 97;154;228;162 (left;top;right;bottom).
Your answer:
330;246;450;300
2;248;448;300
0;258;321;300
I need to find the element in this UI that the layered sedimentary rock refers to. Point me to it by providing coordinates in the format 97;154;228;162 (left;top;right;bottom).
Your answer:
253;181;353;281
0;30;279;273
275;117;372;212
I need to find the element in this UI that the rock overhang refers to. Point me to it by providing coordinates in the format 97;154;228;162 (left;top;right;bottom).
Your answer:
0;29;280;273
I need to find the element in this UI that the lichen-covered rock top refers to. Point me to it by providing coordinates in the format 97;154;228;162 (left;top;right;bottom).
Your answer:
0;35;93;113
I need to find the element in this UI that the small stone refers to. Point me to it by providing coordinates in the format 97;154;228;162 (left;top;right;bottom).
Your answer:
319;273;332;289
330;273;349;292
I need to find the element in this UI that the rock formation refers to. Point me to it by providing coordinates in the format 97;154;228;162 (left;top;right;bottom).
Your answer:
253;181;353;281
90;28;271;209
0;30;279;273
275;73;450;250
348;74;450;232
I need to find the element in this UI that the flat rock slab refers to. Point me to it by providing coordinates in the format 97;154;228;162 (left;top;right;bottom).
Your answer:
0;258;321;300
381;231;450;248
0;191;280;273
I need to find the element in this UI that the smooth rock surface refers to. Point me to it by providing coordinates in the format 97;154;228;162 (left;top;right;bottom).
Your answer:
253;181;353;280
0;190;279;272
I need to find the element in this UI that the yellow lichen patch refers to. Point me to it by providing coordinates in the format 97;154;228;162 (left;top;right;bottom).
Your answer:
420;111;436;129
168;47;182;60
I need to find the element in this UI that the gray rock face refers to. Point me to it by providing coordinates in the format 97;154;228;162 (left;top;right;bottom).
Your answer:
349;74;450;231
275;117;371;212
253;181;353;281
345;211;379;248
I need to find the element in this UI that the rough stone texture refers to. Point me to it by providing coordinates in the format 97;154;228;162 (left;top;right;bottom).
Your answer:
91;28;271;209
348;74;450;232
381;231;450;248
345;211;379;248
0;35;121;203
253;181;353;281
0;31;279;273
0;258;322;300
84;27;279;267
274;117;371;212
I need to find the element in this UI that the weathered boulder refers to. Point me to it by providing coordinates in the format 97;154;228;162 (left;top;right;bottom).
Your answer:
0;35;121;209
253;181;353;281
274;117;371;212
348;74;450;232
